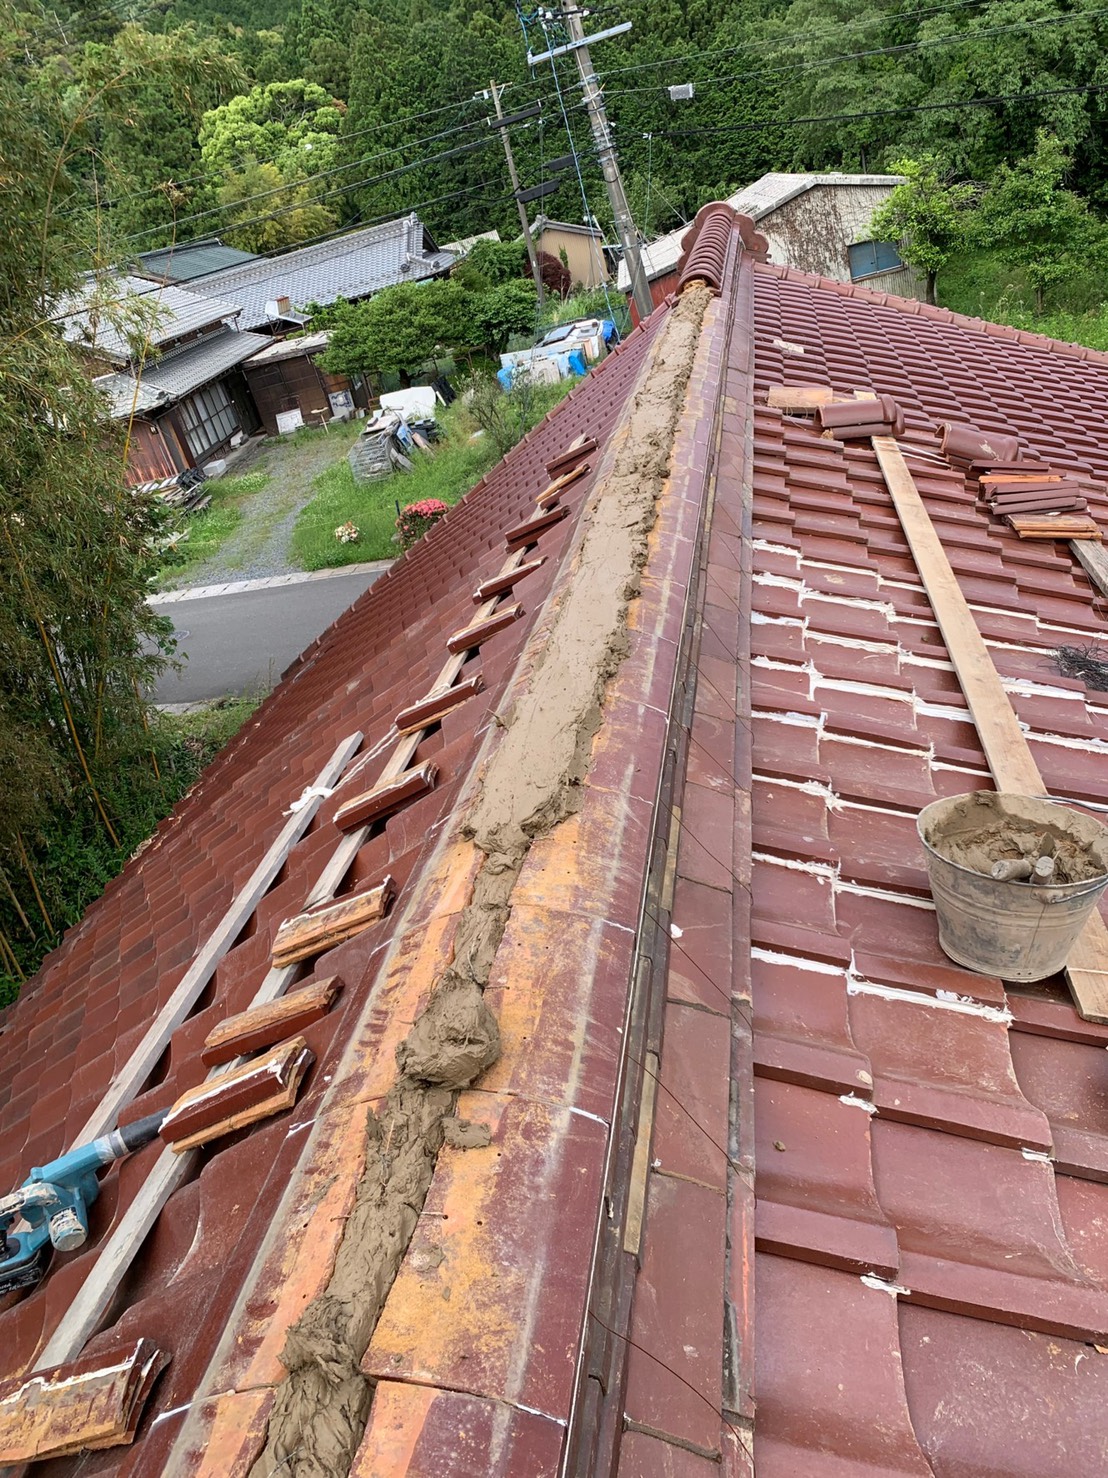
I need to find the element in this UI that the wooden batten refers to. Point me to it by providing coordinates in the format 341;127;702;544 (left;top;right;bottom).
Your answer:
0;1340;168;1462
332;763;438;833
394;676;485;736
271;877;396;969
161;1037;314;1151
473;556;546;604
447;603;524;655
537;461;591;508
870;428;1108;1022
201;977;343;1067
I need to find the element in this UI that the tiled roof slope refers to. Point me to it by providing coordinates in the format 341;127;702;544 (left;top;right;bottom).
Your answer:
188;214;453;330
615;234;1108;1474
0;311;665;1471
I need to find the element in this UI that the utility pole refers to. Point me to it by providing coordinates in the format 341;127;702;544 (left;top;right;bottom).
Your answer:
557;0;653;322
488;81;545;309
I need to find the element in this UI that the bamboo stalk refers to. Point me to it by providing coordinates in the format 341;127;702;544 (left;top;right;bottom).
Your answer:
16;832;53;935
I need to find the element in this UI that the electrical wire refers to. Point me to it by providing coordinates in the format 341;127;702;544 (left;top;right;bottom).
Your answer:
649;79;1108;137
598;4;1108;102
116;117;498;245
598;0;1002;78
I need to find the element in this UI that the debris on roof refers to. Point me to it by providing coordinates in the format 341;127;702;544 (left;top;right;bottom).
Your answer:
0;1339;167;1462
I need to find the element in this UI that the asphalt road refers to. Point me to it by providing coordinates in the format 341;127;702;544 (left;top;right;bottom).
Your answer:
150;567;386;704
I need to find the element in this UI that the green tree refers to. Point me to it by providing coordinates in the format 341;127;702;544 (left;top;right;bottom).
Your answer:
869;155;977;304
217;157;336;251
199;77;345;180
68;23;243;249
977;131;1105;312
0;6;170;988
475;280;538;352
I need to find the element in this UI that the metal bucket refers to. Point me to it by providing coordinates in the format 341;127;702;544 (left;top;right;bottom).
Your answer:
917;792;1108;981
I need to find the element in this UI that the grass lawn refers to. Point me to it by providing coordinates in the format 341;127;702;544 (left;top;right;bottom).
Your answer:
291;384;573;570
157;470;269;583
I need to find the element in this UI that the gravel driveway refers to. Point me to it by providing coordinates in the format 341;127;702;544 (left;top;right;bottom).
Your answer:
159;425;360;590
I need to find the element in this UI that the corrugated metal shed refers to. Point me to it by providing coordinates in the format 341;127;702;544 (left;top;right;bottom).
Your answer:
136;240;260;284
92;326;274;419
61;276;244;363
188;215;455;330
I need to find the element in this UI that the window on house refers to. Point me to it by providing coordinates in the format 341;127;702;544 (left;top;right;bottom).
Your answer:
848;239;904;281
178;380;239;460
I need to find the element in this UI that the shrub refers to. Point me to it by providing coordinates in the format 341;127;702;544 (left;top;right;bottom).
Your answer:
397;498;449;549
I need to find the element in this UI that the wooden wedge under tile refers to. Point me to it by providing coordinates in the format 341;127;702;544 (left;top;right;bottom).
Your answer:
161;1037;314;1151
272;877;395;968
0;1339;168;1462
201;977;343;1066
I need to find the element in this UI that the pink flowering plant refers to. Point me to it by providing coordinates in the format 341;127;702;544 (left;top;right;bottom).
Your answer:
396;498;449;550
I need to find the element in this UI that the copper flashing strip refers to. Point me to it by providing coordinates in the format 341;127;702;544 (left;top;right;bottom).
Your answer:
271;877;396;968
161;1038;314;1151
504;503;571;550
870;425;1108;1022
394;675;485;736
333;764;438;833
446;603;524;655
201;977;343;1066
473;556;546;603
0;1340;168;1462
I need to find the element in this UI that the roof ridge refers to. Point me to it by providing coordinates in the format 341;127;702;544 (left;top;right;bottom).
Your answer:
753;259;1108;369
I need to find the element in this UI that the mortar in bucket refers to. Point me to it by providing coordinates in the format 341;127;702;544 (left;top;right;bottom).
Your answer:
917;792;1108;981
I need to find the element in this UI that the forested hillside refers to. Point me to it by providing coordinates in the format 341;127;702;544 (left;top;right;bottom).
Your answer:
13;0;1107;268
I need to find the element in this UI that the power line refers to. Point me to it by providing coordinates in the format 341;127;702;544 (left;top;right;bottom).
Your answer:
650;80;1108;138
117;120;498;246
599;4;1108;102
597;0;1000;78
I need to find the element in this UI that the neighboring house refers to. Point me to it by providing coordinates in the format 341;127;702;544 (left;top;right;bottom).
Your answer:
135;239;260;285
242;331;368;435
440;230;502;258
7;203;1108;1477
619;171;922;319
187;213;456;332
62;276;272;483
530;215;611;288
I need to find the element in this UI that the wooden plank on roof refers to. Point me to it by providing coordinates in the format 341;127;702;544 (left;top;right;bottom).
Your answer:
1073;539;1108;596
871;432;1108;1022
0;1340;167;1462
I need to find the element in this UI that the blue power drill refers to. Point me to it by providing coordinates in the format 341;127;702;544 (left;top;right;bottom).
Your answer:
0;1111;166;1296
